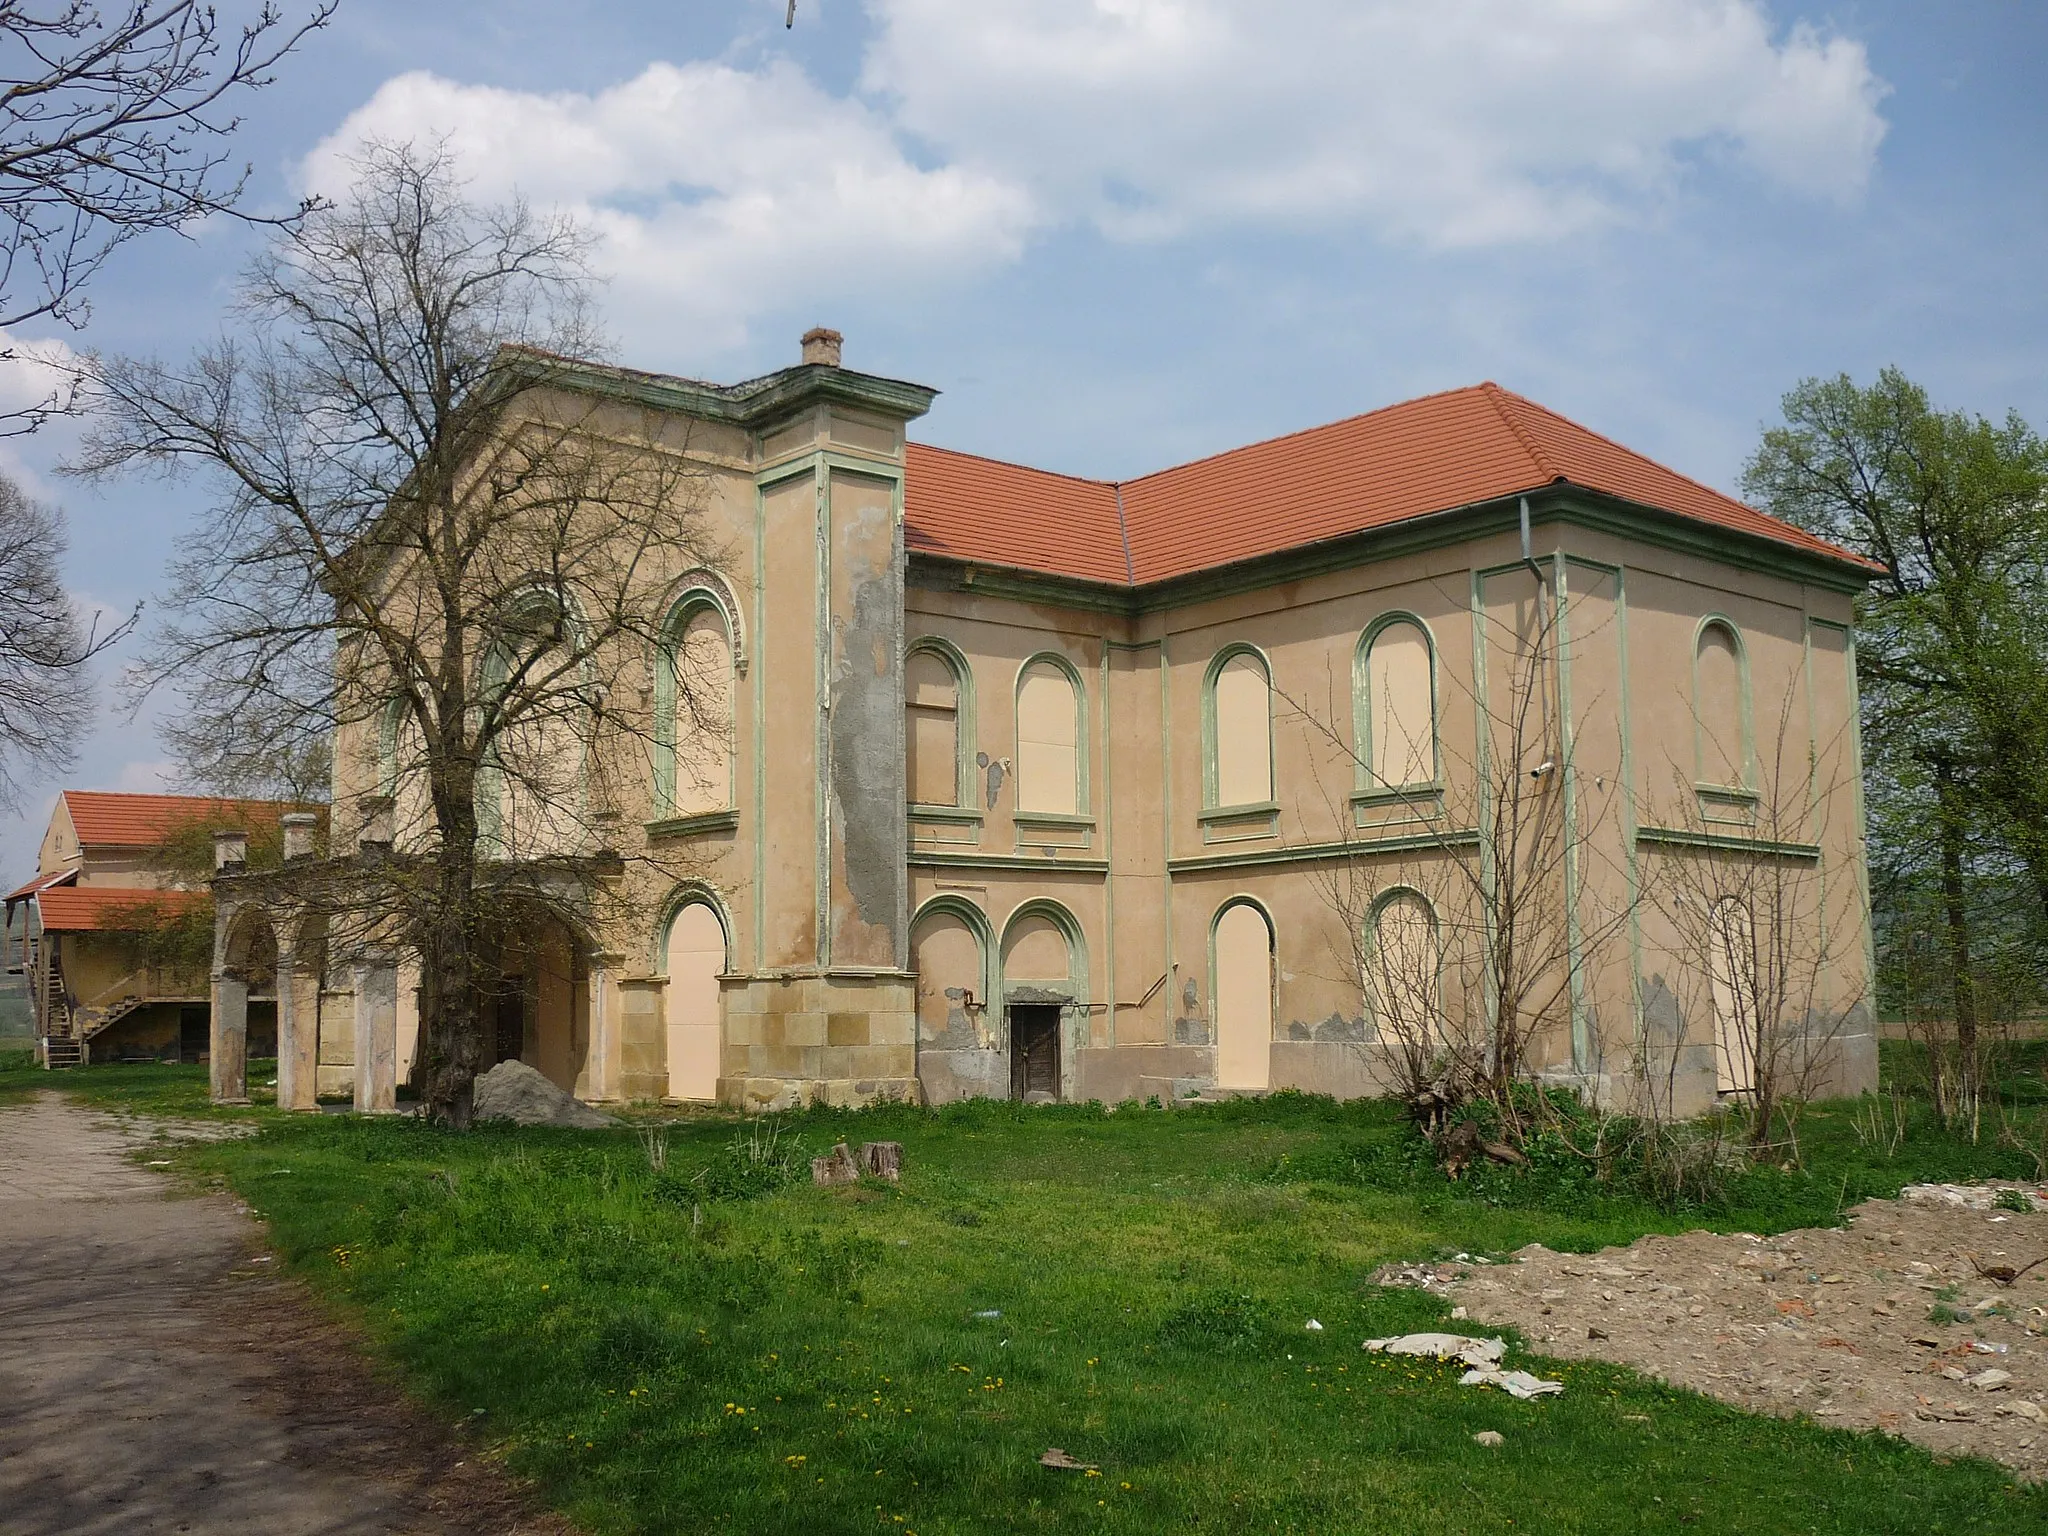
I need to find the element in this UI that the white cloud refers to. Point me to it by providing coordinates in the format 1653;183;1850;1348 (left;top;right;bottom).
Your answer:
302;1;1887;349
863;0;1890;246
301;60;1036;353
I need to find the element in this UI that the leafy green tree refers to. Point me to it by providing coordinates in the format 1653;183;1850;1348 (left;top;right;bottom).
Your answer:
1744;368;2048;1122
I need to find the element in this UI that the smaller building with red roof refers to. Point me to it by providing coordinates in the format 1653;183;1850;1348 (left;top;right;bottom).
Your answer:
8;791;310;1066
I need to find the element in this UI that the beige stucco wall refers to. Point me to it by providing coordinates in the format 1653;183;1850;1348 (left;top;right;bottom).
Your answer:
901;510;1873;1113
280;357;1871;1118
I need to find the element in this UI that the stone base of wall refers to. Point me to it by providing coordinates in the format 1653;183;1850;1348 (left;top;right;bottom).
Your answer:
1074;1045;1216;1105
718;970;918;1111
918;1044;1009;1105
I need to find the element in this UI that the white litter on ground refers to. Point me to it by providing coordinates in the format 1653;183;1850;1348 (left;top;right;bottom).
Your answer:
1363;1333;1565;1399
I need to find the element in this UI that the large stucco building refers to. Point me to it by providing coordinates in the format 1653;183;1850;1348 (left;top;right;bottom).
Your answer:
207;331;1881;1117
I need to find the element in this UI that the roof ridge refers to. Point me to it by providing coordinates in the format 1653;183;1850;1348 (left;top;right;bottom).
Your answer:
1480;381;1562;484
907;439;1115;490
1492;384;1751;514
1112;483;1134;585
1121;381;1499;490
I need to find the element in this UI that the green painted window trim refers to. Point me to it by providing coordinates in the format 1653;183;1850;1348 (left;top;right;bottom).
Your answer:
1197;800;1278;822
1014;810;1096;829
1362;884;1445;1042
475;585;592;858
905;634;976;811
1208;895;1277;1044
1691;613;1755;792
908;804;984;824
653;586;739;820
1351;782;1444;808
375;695;406;800
1014;650;1090;818
1635;826;1820;861
652;882;734;974
1199;642;1276;812
999;897;1092;1041
1167;829;1480;873
909;850;1110;872
909;893;998;1019
645;810;740;839
1353;612;1442;796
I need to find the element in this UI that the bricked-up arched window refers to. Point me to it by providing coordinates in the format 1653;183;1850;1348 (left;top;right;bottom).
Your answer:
1205;647;1273;808
1368;888;1441;1050
1359;617;1437;789
1016;658;1083;816
1694;619;1749;788
656;601;734;816
906;645;965;808
1212;899;1274;1090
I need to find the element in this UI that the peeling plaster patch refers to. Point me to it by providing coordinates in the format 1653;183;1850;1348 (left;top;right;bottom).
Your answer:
1640;973;1682;1043
1308;1012;1370;1043
828;517;905;954
1173;1015;1211;1046
977;751;1005;809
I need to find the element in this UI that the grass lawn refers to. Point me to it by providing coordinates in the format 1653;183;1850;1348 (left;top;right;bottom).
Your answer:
5;1053;2046;1534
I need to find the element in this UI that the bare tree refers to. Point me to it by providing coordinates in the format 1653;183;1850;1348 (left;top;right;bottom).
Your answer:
1645;682;1870;1155
1296;565;1641;1144
0;471;131;802
0;3;333;335
70;142;727;1124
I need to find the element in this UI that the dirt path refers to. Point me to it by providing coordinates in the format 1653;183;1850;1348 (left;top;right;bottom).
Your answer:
0;1093;574;1536
1411;1187;2048;1479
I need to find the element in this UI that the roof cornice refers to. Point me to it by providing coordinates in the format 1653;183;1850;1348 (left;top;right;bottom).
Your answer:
908;482;1877;615
493;346;939;429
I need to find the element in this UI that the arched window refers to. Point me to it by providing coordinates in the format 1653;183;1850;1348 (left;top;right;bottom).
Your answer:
662;898;727;1101
1205;648;1273;808
1707;897;1758;1094
1213;900;1274;1090
907;644;966;808
484;592;589;858
911;898;991;1054
656;596;734;817
1368;889;1441;1050
377;696;430;848
1358;618;1437;790
1694;619;1748;788
1016;658;1082;816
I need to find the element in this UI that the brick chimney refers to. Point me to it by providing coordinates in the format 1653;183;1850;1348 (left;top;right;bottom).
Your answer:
801;327;843;367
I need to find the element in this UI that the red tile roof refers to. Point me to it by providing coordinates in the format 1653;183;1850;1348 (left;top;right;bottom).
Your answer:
35;885;205;932
60;791;303;849
904;382;1878;587
5;869;73;904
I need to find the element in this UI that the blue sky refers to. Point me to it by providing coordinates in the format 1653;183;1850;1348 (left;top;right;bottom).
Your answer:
3;0;2045;880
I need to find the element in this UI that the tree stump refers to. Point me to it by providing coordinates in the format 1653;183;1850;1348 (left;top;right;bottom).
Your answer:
811;1142;859;1186
860;1141;903;1182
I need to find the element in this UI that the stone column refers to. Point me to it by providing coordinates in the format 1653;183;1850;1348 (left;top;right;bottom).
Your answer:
351;954;399;1114
584;954;623;1102
274;951;319;1112
210;970;249;1105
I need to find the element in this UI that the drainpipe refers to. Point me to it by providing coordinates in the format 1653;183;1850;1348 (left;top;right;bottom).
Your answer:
1519;496;1544;587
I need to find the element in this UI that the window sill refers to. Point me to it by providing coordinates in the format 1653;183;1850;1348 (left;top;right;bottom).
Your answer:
1352;783;1443;832
908;804;983;823
645;810;739;838
1351;782;1442;807
1013;811;1095;829
1198;800;1278;822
